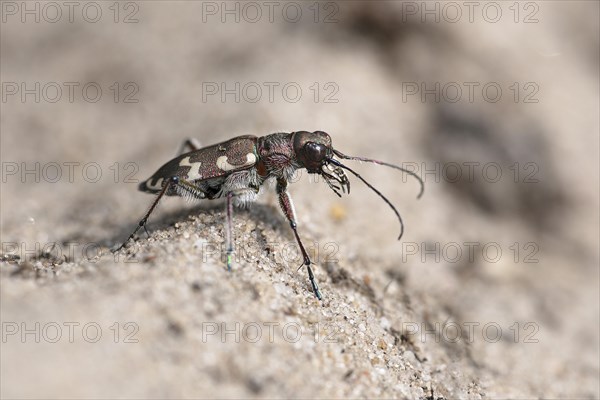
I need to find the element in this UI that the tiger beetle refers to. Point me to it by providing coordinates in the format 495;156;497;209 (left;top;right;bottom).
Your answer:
114;131;424;300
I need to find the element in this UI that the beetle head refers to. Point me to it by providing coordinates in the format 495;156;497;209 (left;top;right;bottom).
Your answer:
292;130;425;240
292;130;333;173
292;130;351;198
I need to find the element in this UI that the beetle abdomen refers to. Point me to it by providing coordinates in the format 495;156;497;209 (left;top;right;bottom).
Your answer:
139;135;259;195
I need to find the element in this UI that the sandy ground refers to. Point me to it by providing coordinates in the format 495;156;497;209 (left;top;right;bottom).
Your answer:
1;1;599;399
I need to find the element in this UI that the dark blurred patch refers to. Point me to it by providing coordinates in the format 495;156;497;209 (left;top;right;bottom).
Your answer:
245;377;263;395
190;281;203;292
166;319;185;338
425;105;567;233
340;3;413;50
310;2;428;55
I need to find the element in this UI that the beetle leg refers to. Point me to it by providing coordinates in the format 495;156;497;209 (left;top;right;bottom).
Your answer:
225;191;234;271
175;138;201;156
276;177;322;300
115;176;213;252
221;187;260;271
114;176;178;252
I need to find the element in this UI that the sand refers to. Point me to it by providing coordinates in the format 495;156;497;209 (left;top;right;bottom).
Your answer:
1;2;598;398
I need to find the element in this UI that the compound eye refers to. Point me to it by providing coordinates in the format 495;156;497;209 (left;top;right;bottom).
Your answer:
304;142;327;162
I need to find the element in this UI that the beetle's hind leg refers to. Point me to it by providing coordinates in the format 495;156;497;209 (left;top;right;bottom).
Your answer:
114;177;176;252
114;176;210;252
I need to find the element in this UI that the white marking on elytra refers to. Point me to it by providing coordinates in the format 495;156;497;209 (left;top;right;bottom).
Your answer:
216;153;257;172
146;177;164;190
179;156;202;180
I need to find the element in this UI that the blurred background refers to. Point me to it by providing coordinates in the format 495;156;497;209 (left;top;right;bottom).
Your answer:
1;1;598;398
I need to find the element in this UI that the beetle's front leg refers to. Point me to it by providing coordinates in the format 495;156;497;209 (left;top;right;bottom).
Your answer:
276;177;323;300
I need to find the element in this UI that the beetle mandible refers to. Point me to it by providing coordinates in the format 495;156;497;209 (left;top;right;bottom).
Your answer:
114;131;424;300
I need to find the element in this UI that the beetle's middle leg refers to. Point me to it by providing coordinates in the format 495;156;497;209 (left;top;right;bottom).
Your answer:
276;177;322;300
222;187;261;271
225;192;236;271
